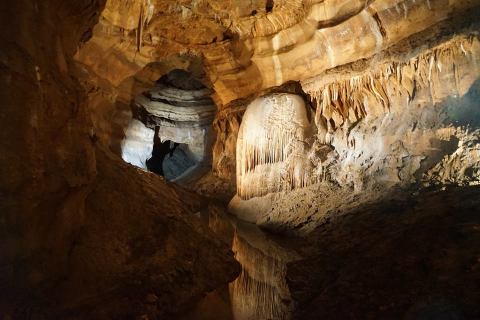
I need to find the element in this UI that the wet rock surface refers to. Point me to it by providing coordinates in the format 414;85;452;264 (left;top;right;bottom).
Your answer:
287;186;480;319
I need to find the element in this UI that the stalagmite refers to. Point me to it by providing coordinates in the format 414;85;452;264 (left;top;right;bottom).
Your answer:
236;93;316;200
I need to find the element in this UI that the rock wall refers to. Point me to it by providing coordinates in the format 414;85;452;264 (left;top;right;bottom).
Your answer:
229;33;480;227
71;0;480;227
75;0;480;106
0;0;239;318
206;0;480;105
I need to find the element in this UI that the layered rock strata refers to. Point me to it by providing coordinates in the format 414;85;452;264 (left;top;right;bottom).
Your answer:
122;71;217;179
75;0;480;107
207;0;480;105
73;0;480;197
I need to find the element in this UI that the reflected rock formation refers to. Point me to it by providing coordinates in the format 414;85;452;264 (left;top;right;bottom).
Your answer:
199;205;300;320
228;221;299;320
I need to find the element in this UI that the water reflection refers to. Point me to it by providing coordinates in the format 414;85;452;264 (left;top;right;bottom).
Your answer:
202;205;299;320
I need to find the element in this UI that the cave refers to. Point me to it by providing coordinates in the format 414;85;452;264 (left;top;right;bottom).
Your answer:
145;131;196;180
1;1;480;319
266;0;274;13
122;68;215;181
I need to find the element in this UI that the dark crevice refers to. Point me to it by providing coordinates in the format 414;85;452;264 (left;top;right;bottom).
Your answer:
146;127;176;176
145;127;196;180
157;69;205;90
266;0;274;13
371;12;387;38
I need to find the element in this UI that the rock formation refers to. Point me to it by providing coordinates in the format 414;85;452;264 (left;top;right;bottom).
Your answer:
0;1;239;319
236;94;316;200
230;32;480;225
122;69;216;179
2;0;480;318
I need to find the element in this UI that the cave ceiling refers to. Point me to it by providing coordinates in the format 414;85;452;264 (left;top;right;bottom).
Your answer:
77;0;480;106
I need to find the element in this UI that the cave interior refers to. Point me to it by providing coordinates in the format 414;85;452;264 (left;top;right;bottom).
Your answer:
1;0;480;319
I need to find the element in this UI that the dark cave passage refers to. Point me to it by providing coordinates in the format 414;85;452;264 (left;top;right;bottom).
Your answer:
146;127;196;180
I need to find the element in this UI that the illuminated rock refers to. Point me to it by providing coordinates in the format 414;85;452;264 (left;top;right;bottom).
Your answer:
121;119;154;169
121;70;216;179
235;93;316;200
229;34;480;226
303;36;480;132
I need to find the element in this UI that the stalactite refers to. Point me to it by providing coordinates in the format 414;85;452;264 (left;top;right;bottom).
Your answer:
136;0;153;52
307;36;479;132
136;4;144;51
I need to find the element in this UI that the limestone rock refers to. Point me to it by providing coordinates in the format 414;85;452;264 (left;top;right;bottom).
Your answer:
75;0;480;107
228;33;480;228
121;119;155;169
0;1;240;318
235;93;316;200
122;69;217;180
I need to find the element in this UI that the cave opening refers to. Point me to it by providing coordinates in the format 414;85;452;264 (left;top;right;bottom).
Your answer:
146;127;196;180
122;66;216;182
266;0;274;12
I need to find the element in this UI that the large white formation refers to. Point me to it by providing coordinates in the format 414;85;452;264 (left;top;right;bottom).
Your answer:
236;93;316;200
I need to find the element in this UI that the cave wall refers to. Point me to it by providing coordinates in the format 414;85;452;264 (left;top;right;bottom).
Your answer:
71;0;480;226
76;0;480;106
229;33;480;228
72;0;480;169
2;0;479;317
0;1;240;318
0;0;103;270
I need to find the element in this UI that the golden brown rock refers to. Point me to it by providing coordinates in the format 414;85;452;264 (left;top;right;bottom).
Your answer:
0;0;239;318
2;0;480;317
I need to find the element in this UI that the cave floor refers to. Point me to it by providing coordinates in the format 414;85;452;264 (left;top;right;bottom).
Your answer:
182;185;480;319
288;185;480;319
